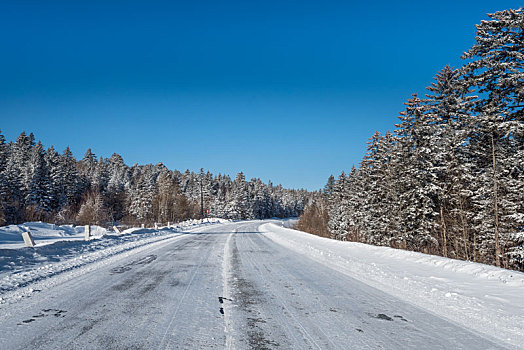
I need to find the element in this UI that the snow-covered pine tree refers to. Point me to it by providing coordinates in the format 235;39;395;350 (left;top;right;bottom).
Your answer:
358;131;400;246
105;153;130;223
2;132;33;223
0;131;8;225
25;141;52;220
393;94;440;252
323;175;335;196
44;145;62;215
127;165;155;224
251;178;271;219
461;8;524;267
57;147;82;214
422;65;477;258
226;172;251;220
78;148;98;192
327;172;349;240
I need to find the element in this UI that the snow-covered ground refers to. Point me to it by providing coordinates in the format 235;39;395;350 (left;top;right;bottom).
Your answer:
0;219;226;250
0;219;227;304
260;223;524;348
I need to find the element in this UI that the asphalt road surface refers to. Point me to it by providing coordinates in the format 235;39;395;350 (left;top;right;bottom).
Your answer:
0;221;507;349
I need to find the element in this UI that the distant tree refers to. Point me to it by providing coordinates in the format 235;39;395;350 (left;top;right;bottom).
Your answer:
76;190;108;225
25;141;52;220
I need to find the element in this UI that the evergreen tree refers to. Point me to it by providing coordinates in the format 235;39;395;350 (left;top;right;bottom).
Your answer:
394;95;439;251
461;8;524;267
327;172;349;240
25;141;52;220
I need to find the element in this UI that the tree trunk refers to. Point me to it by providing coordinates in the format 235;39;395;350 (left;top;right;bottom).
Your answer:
440;203;448;258
459;198;469;261
491;132;501;268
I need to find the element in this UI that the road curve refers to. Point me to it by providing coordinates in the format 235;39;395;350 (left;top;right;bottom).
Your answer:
0;220;507;349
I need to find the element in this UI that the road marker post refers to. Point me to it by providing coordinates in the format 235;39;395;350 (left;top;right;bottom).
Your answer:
84;225;91;241
113;226;121;234
22;231;35;247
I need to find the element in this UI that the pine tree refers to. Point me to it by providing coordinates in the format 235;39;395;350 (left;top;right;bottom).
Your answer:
461;8;524;267
327;172;350;240
44;146;62;214
0;131;8;225
2;133;33;223
393;95;440;252
59;147;81;210
25;141;52;220
422;66;477;258
226;172;250;220
323;175;335;196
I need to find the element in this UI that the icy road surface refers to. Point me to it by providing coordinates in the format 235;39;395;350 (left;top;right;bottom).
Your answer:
0;221;511;349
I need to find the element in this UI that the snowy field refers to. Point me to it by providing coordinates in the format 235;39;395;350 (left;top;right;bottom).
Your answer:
261;223;524;349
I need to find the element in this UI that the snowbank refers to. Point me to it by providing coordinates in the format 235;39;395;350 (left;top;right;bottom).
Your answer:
0;218;230;249
260;223;524;349
0;222;108;249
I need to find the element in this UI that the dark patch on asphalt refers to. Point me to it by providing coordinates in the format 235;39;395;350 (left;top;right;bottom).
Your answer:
248;317;267;324
77;319;98;338
169;279;183;287
218;296;233;304
219;297;233;316
19;318;35;324
367;312;393;321
394;315;408;322
111;277;135;292
111;266;132;274
230;236;280;349
248;327;279;350
245;250;271;254
110;255;157;274
139;271;167;296
18;309;67;325
135;255;157;265
356;328;364;333
330;308;337;312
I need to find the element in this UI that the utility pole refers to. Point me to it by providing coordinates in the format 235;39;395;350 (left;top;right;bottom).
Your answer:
200;178;204;218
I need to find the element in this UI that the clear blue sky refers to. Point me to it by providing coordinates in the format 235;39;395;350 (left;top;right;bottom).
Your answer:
0;1;521;190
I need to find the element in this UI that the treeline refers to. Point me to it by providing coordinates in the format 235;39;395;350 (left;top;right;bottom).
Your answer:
298;8;524;271
0;131;310;226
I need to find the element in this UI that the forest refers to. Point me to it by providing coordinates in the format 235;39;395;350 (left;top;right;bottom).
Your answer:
297;8;524;271
0;131;310;227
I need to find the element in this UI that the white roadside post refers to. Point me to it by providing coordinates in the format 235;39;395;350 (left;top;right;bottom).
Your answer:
22;231;35;247
141;223;145;229
167;221;171;228
113;226;121;234
154;223;159;230
84;225;91;241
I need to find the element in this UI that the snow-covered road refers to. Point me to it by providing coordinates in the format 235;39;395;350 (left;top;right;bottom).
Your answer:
0;221;516;349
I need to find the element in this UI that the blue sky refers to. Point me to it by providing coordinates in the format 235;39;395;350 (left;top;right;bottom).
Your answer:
0;0;521;190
